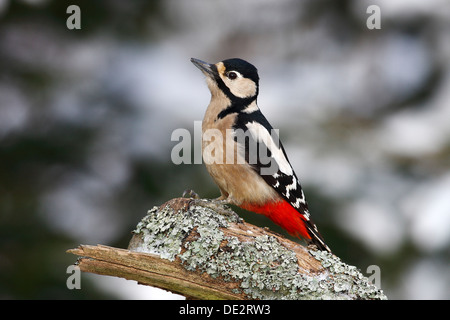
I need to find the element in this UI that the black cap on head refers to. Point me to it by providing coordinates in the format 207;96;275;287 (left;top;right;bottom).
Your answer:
222;58;259;84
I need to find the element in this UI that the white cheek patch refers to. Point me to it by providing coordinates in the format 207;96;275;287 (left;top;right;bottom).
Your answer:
220;73;257;98
229;78;257;98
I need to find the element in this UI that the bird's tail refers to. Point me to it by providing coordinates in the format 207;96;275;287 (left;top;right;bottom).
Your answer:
305;221;331;253
241;200;331;253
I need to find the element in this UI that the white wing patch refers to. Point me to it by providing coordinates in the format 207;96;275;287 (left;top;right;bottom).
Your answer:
245;121;293;176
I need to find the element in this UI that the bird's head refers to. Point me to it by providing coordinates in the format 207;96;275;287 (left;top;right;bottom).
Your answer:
191;58;259;100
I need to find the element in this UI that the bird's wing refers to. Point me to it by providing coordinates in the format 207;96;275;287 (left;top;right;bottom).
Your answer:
233;110;330;251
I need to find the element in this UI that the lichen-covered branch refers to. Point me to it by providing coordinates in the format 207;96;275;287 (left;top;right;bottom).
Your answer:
68;197;387;300
68;244;241;299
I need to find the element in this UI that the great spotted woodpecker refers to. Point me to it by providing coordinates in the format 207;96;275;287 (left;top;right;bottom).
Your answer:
191;57;331;252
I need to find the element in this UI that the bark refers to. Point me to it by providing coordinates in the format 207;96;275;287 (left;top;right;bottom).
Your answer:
68;197;387;300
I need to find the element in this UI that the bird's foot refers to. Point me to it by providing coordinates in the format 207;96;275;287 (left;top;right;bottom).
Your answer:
182;189;200;199
195;198;243;223
182;190;242;223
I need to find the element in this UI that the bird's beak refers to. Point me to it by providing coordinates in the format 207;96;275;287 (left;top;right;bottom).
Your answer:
191;58;216;78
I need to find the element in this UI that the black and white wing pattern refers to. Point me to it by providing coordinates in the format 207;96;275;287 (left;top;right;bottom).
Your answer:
234;110;330;251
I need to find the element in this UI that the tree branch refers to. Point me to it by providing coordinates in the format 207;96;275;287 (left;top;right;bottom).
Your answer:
68;197;387;300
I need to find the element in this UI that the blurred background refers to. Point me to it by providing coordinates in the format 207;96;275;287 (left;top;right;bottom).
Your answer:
0;0;449;300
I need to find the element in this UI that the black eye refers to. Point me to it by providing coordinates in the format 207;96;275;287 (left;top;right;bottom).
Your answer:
227;71;238;80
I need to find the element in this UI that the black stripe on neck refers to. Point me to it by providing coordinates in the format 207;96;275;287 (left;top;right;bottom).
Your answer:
217;96;257;120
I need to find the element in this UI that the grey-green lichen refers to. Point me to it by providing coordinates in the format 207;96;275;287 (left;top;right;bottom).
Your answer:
131;202;387;300
308;250;387;300
132;204;231;261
